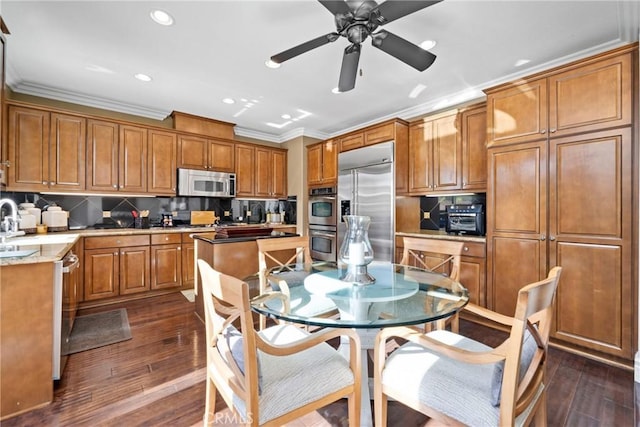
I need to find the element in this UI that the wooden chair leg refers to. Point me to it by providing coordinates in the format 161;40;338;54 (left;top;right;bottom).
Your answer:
204;378;216;426
450;313;459;333
533;389;548;427
375;392;388;427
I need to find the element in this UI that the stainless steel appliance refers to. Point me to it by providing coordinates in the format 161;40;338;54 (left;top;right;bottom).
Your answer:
446;204;485;236
338;141;394;262
308;186;337;261
309;224;338;262
177;168;236;198
308;186;337;226
54;250;80;380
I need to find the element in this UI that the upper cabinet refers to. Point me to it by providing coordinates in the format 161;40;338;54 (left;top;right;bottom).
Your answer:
177;134;235;172
234;143;255;197
8;106;85;192
307;139;337;188
148;130;177;195
255;146;287;199
487;48;633;148
86;120;147;193
407;105;486;195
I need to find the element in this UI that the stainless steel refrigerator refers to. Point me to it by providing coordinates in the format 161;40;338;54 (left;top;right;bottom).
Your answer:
338;141;394;262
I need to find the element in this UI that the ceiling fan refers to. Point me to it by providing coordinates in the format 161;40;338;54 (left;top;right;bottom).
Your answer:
270;0;442;92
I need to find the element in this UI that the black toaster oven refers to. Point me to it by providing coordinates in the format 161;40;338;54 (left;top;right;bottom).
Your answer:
446;204;485;236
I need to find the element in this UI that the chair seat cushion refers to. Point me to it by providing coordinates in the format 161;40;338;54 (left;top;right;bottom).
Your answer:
382;329;500;425
233;324;354;424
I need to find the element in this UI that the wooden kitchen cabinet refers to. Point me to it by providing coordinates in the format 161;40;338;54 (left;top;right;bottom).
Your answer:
235;143;255;197
177;134;235;172
487;47;633;148
307;139;337;187
148;130;177;195
84;235;150;300
151;233;182;290
7;106;85;192
460;105;487;191
409;112;461;194
339;133;364;152
255;146;287;198
181;233;197;288
86;120;147;193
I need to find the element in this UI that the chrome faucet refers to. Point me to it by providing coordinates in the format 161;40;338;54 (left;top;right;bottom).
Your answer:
0;198;24;243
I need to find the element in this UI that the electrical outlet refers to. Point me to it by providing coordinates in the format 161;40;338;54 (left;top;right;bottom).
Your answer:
423;212;430;219
171;211;178;216
102;211;111;218
224;211;230;217
246;210;252;216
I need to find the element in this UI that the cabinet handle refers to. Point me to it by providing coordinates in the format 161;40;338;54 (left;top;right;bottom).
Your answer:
51;182;56;186
549;235;556;241
114;252;118;256
42;181;48;185
463;246;469;252
540;234;546;241
177;246;181;251
550;128;557;133
119;185;124;189
113;184;117;188
541;129;546;134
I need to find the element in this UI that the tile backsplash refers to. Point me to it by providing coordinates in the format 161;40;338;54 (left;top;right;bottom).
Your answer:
0;192;296;228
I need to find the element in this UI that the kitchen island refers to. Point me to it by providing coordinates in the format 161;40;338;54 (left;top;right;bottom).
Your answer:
192;227;298;322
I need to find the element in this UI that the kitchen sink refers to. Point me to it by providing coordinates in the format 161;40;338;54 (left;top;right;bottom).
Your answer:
4;234;78;246
0;248;38;258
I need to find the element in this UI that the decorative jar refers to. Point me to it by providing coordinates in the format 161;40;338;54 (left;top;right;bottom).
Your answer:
338;215;375;284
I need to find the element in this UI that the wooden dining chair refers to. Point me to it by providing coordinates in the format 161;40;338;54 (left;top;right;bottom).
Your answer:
374;266;562;427
399;237;464;331
256;236;337;330
197;259;361;427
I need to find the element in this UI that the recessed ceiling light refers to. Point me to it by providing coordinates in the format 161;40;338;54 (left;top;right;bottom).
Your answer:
331;87;341;94
514;59;531;67
281;114;291;119
134;73;152;82
420;40;437;50
85;64;114;74
409;84;427;99
150;10;174;26
265;59;281;69
222;98;235;104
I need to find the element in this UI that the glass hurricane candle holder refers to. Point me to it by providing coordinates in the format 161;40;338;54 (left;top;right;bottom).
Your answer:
338;215;375;285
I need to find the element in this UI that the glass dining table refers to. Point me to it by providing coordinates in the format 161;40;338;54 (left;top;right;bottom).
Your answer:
249;260;469;427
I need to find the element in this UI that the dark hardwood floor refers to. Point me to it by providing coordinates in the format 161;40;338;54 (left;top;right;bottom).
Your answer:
3;292;635;426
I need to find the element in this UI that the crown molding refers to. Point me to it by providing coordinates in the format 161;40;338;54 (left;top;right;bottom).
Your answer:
234;126;329;143
9;81;170;120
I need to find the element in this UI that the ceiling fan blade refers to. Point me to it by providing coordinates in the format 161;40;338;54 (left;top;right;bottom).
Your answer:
338;44;361;92
372;0;442;25
318;0;352;16
372;30;436;71
270;33;339;64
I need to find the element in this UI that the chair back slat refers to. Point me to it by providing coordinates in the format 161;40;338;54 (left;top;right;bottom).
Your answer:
400;237;464;282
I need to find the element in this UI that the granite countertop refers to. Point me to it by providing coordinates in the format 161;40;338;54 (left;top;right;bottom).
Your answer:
193;231;299;244
396;229;486;243
0;224;298;266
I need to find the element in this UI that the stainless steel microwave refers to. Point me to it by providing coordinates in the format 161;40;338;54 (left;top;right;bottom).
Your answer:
177;168;236;198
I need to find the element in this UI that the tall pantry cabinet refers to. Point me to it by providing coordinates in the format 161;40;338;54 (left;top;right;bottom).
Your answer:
485;44;636;361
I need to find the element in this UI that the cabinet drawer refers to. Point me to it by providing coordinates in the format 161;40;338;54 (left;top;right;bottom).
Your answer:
151;233;181;245
84;235;150;249
460;241;486;258
365;123;394;145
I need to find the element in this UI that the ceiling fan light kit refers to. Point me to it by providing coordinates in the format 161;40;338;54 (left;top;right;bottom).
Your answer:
270;0;441;92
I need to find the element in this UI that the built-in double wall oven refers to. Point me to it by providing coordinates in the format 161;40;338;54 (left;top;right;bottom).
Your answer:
308;186;338;261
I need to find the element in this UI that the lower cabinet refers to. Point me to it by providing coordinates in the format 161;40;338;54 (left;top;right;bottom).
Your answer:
151;233;182;290
84;235;150;301
181;232;197;288
395;236;486;307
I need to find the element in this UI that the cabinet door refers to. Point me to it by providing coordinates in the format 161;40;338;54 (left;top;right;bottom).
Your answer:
84;249;119;300
254;146;272;198
182;242;195;287
119;246;150;295
322;139;337;185
177;135;208;170
461;106;487;191
364;122;394;146
487;141;547;315
432;113;461;191
148;130;177;195
460;256;485;307
549;129;632;358
548;52;632;137
486;78;548;147
209;139;235;172
408;121;433;193
394;124;409;195
87;120;119;192
50;113;85;191
340;133;364;152
271;149;287;198
235;144;255;197
307;143;323;186
151;244;182;289
119;125;147;193
7;106;50;191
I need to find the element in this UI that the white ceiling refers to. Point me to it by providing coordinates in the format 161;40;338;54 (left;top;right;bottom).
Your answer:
2;1;639;143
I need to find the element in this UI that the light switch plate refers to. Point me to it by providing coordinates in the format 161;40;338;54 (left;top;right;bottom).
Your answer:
102;211;111;218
